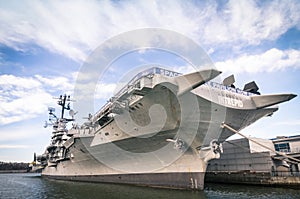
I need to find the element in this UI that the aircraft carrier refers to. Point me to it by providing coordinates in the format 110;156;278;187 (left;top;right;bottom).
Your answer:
36;67;296;190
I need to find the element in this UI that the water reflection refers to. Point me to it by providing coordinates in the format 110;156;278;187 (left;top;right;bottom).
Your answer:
0;173;299;199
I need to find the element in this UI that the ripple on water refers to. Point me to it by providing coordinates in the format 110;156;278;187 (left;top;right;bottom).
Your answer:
0;173;300;199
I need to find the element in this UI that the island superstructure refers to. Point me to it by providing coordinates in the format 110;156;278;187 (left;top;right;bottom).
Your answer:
36;67;296;190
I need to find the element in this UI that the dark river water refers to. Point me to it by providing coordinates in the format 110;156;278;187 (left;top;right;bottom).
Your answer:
0;173;299;199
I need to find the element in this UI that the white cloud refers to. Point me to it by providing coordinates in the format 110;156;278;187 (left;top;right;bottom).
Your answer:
0;92;52;125
0;145;29;149
0;1;299;61
0;0;201;61
73;81;116;102
201;0;300;47
0;73;122;125
34;75;74;92
172;65;196;74
215;48;300;73
95;83;117;100
0;74;41;89
0;74;76;125
0;121;51;162
276;120;300;126
0;121;49;142
0;1;299;124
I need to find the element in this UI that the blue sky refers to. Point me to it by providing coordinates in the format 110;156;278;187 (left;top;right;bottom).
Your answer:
0;0;300;162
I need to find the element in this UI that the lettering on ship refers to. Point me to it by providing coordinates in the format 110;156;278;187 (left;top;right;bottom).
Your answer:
218;95;243;108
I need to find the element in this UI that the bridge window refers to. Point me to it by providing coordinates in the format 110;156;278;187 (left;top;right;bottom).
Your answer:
274;143;290;153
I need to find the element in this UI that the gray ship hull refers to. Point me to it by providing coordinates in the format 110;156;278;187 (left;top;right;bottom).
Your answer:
42;130;208;189
43;172;205;190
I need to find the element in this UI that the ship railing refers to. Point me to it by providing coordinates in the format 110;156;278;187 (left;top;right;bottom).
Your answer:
92;102;112;122
112;67;164;100
93;81;142;119
271;171;300;177
113;67;157;99
114;67;181;99
93;67;181;119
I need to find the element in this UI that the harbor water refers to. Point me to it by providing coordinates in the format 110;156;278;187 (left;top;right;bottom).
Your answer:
0;173;300;199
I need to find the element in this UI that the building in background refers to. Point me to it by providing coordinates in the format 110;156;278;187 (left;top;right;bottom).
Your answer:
205;136;300;186
272;135;300;175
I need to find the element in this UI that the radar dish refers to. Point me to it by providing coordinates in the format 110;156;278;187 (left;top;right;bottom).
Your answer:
69;109;75;117
48;107;55;112
43;121;48;128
